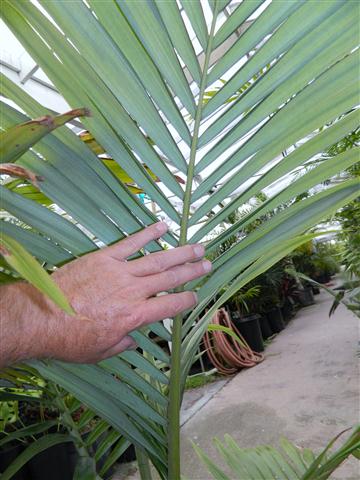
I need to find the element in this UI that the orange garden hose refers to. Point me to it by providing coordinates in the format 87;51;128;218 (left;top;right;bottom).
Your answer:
204;308;264;375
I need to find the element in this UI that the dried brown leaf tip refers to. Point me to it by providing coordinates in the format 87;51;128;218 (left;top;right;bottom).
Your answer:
0;163;44;188
174;174;186;185
19;108;91;131
68;107;91;118
24;115;54;128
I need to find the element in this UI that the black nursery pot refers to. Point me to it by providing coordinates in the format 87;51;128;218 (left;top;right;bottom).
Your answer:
258;315;273;340
298;286;315;307
232;313;264;353
266;307;285;333
281;298;295;322
315;273;331;284
0;443;29;480
312;285;321;295
28;441;77;480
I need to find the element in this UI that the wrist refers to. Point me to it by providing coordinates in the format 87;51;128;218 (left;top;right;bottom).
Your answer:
24;283;75;362
1;282;64;365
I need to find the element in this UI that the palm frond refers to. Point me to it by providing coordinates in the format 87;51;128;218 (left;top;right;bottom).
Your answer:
194;426;360;480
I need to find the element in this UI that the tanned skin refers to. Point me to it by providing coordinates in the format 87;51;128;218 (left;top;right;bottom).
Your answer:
0;223;211;367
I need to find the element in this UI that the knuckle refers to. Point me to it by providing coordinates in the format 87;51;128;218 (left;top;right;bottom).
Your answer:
188;244;198;258
128;310;144;329
183;291;196;308
191;243;205;259
120;285;136;298
172;298;184;314
125;236;139;253
173;294;190;313
193;262;204;275
152;254;166;272
166;269;178;288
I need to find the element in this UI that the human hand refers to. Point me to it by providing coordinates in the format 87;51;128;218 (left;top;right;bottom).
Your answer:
32;222;211;363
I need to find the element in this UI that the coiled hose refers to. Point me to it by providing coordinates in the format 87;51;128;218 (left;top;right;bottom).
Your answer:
204;308;264;375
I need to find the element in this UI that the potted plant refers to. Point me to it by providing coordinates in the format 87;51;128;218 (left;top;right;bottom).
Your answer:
249;264;285;335
296;280;316;307
0;372;121;480
18;400;78;480
280;257;303;321
0;375;80;480
312;245;340;284
292;241;340;285
227;286;265;353
264;298;285;334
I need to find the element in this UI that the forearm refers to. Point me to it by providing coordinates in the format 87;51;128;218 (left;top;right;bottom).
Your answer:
0;280;101;367
0;282;55;368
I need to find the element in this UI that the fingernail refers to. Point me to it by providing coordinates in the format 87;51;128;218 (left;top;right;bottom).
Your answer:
155;222;168;234
202;260;212;272
192;292;198;304
193;244;205;257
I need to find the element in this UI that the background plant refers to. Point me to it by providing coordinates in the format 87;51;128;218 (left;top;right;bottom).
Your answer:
194;426;360;480
0;367;131;480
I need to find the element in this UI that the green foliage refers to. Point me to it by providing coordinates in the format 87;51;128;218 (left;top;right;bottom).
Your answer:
328;279;360;318
0;367;130;478
0;111;88;311
1;434;75;480
1;1;360;477
0;233;74;314
195;426;360;480
184;373;220;390
330;127;360;277
225;285;261;315
313;246;340;277
202;64;271;106
291;127;360;316
336;198;360;278
291;271;360;319
292;241;340;280
0;401;18;431
0;108;90;164
327;127;360;162
207;323;247;347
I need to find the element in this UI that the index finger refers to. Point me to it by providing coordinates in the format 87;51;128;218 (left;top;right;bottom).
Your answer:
105;222;168;260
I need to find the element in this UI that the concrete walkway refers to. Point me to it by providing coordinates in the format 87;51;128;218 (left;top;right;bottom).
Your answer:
117;289;359;479
181;290;359;479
